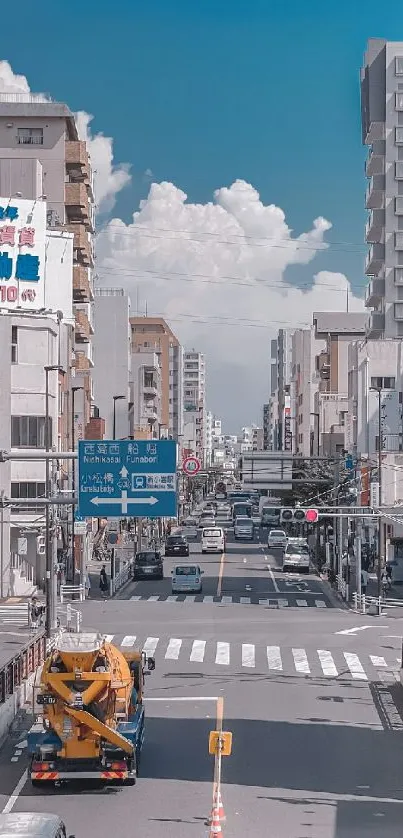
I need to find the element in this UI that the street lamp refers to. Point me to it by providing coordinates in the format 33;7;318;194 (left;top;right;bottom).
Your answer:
112;395;125;440
370;385;383;602
44;364;65;638
71;386;83;582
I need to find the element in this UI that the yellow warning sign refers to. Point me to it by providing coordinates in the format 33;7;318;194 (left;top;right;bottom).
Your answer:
209;730;232;756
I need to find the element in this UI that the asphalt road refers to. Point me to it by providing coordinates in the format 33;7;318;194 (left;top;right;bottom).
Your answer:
2;525;403;837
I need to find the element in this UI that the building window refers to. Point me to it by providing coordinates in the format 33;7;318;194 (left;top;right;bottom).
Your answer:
17;127;43;145
370;376;396;390
11;482;46;513
11;325;17;364
396;93;403;110
396;162;403;179
396;127;403;145
11;416;52;448
396;57;403;76
395;268;403;285
395;232;403;250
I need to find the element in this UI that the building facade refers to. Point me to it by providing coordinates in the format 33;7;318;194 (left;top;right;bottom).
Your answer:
93;289;131;440
183;351;206;463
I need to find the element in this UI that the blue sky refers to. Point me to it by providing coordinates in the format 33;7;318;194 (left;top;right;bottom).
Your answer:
1;1;402;426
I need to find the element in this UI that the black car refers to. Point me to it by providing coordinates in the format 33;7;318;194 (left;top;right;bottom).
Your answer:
165;535;189;557
133;551;163;580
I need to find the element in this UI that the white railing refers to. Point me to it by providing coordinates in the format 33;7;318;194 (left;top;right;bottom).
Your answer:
336;573;348;600
57;603;82;633
110;562;132;596
60;584;85;603
353;592;403;615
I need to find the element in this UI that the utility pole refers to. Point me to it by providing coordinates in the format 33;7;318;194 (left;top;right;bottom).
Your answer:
44;365;64;638
333;457;340;577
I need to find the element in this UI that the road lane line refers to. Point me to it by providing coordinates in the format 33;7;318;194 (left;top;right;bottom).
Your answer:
165;638;182;660
143;637;159;654
318;650;338;677
292;648;310;674
190;640;206;662
344;652;368;680
215;642;230;665
242;644;255;667
267;646;282;670
121;635;136;647
217;552;226;597
2;770;27;813
370;655;387;667
267;561;280;593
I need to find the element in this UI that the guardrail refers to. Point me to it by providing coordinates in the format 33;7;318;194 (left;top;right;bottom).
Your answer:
111;561;132;596
0;634;46;706
60;584;85;603
336;573;349;601
57;603;82;633
353;592;403;615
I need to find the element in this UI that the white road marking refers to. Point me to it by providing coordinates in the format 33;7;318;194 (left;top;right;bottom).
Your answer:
240;597;251;604
130;596;142;601
336;625;388;636
259;599;270;606
315;600;326;608
203;596;214;603
221;596;233;604
165;638;182;660
296;599;308;607
277;599;288;608
10;757;18;763
267;646;283;670
318;649;338;677
121;635;136;647
184;595;196;602
2;769;27;813
242;644;255;667
215;642;230;665
145;696;218;702
370;655;388;667
143;637;159;655
166;596;179;602
190;640;206;662
292;648;310;674
148;595;160;602
267;562;280;593
344;652;368;680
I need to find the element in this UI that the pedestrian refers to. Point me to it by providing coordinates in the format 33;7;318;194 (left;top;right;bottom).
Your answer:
99;565;108;597
381;569;389;598
361;568;369;595
85;572;91;599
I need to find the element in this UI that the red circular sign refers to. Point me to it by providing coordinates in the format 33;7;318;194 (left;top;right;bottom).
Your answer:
305;508;319;524
183;456;201;476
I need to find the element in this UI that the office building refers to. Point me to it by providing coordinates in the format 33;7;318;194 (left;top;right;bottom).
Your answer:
183;351;206;463
93;289;131;440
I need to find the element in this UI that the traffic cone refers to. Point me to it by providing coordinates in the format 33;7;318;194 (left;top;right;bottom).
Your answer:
214;787;226;823
209;805;222;836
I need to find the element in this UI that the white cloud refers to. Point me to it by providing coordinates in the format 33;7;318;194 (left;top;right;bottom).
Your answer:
0;60;131;215
96;179;364;429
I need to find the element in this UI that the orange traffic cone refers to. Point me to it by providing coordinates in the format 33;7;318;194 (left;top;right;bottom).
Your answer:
209;805;222;836
214;787;226;823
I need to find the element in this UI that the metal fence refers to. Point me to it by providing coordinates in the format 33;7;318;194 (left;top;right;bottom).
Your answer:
353;592;403;614
60;584;85;603
0;634;46;705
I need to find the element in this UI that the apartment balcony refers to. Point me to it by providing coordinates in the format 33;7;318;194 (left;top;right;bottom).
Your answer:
73;265;94;302
365;208;384;243
365;242;385;276
364;121;385;145
143;377;159;397
74;350;92;371
143;405;158;422
65;224;94;268
365;175;385;209
65;183;92;228
65;141;91;180
365;277;385;308
366;310;385;337
394;302;403;321
317;351;330;380
365;150;385;177
75;309;91;343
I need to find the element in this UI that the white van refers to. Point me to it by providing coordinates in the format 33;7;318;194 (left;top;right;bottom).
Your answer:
201;526;225;553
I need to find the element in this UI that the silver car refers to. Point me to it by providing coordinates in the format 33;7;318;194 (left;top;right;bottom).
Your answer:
234;516;254;540
267;529;288;549
282;543;311;573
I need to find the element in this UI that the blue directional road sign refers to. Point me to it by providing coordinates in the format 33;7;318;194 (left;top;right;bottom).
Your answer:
78;439;177;518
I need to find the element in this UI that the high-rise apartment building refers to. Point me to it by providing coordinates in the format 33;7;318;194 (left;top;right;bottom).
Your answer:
269;330;294;452
93;289;131;439
130;317;183;440
183;351;206;463
0;92;95;432
361;39;403;337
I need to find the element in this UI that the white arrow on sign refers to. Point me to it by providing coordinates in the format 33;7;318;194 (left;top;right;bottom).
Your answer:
120;466;129;478
90;491;158;514
336;625;388;636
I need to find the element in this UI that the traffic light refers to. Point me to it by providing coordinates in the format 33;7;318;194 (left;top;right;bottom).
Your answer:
280;508;319;524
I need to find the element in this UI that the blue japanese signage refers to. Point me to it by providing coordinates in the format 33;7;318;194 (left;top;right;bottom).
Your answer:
78;439;178;518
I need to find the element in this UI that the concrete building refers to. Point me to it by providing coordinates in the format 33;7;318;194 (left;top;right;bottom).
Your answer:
0;92;95;434
312;312;367;456
130;349;162;438
263;403;270;450
291;329;322;458
184;351;206;463
130;317;183;441
93;289;131;440
361;39;403;338
268;330;294;452
205;411;213;467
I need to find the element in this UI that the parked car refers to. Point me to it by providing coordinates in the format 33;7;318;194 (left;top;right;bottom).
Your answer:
267;529;288;549
282;542;310;573
201;526;226;553
133;550;163;580
0;813;74;838
171;564;204;593
165;534;190;557
234;516;254;541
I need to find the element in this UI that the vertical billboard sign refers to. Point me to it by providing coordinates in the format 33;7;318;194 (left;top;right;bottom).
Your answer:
284;406;292;451
0;197;46;311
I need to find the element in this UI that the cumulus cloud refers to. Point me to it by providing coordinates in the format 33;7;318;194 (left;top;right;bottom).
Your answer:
96;180;364;428
0;60;131;215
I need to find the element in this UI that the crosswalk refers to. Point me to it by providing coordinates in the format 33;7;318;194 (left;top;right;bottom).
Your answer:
104;633;400;683
129;593;330;608
0;603;29;624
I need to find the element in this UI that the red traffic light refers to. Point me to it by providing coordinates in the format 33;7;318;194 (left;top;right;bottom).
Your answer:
305;508;319;524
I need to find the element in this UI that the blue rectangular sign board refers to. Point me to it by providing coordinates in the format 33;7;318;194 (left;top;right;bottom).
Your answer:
78;439;177;518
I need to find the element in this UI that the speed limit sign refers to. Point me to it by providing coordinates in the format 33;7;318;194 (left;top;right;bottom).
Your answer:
183;456;201;476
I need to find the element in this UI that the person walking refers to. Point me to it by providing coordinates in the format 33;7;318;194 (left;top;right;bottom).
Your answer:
85;572;91;599
99;565;108;598
361;568;369;596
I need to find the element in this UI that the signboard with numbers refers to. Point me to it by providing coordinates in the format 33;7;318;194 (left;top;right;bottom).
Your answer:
0;197;46;311
78;439;177;518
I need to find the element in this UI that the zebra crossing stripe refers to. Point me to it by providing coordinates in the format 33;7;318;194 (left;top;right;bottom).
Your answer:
292;648;310;674
296;599;308;607
165;638;182;660
216;642;230;665
278;599;288;608
148;596;160;602
267;646;282;670
166;596;178;602
130;596;142;601
344;652;367;681
204;596;214;603
370;655;387;667
221;596;232;604
104;634;114;643
190;640;206;663
121;635;136;647
315;600;326;608
143;637;159;655
259;599;269;606
240;597;251;604
242;644;255;668
318;650;338;677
